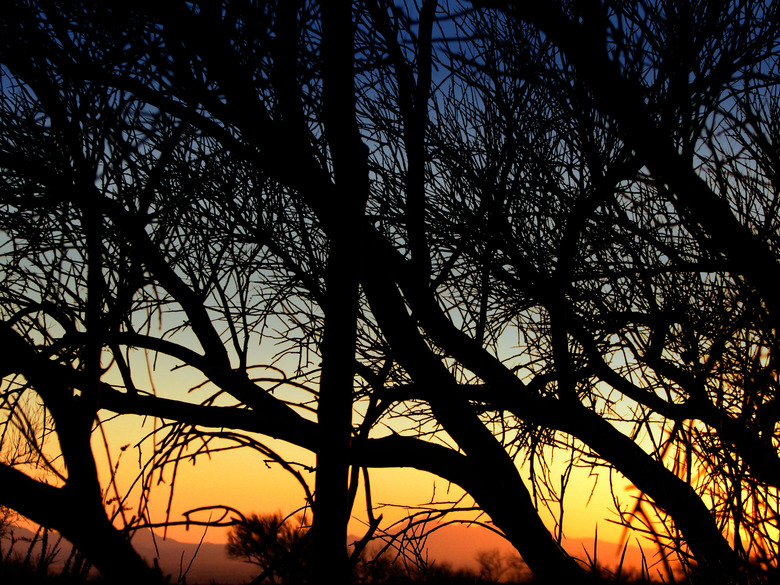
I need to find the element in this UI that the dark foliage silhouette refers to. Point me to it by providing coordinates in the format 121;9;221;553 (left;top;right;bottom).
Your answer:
226;513;310;585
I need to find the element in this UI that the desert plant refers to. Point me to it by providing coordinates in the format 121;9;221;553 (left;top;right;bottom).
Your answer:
227;513;310;584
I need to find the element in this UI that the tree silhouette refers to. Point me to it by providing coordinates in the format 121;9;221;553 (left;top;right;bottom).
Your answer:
1;1;779;584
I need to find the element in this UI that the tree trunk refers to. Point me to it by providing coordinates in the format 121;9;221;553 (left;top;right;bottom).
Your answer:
311;2;370;582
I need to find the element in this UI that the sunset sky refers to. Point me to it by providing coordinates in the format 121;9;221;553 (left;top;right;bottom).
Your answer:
94;397;632;550
75;328;643;560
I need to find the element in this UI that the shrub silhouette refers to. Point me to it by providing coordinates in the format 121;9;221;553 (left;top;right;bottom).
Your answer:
226;513;309;584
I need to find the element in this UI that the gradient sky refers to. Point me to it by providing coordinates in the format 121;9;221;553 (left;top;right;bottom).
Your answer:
94;409;631;551
77;330;643;559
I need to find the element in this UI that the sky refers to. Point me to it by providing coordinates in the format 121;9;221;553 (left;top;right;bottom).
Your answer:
52;311;650;569
93;403;634;553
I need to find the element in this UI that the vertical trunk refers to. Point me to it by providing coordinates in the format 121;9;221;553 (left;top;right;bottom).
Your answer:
312;239;359;582
313;1;369;582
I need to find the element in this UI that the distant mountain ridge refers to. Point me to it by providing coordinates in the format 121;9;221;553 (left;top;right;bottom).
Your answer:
2;522;654;583
1;524;255;584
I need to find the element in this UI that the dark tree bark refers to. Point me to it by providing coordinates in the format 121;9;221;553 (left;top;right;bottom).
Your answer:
312;2;371;581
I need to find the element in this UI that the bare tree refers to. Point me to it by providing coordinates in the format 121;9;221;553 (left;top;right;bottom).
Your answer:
2;1;779;584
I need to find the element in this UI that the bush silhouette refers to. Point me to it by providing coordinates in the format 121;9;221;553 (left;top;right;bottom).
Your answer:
226;513;309;584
